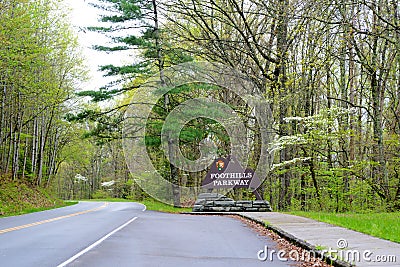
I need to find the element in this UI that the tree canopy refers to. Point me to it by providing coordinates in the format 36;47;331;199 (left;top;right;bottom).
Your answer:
2;0;400;212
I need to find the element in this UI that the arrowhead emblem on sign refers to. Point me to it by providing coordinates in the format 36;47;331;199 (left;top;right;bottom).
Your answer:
202;155;262;194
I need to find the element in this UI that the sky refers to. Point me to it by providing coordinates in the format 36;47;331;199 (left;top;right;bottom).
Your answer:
67;0;131;92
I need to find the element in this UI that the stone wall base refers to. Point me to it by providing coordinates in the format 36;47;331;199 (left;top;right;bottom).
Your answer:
192;193;272;212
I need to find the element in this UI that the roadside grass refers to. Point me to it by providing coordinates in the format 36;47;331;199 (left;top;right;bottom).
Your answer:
140;199;192;213
0;201;78;218
0;179;78;217
82;198;192;213
82;198;133;203
289;211;400;243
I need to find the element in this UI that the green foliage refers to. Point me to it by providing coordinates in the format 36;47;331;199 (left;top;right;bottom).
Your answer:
75;89;126;102
92;45;129;52
266;107;394;212
144;83;244;187
99;63;151;76
0;178;71;217
92;190;111;199
0;0;86;185
53;0;400;213
80;0;193;103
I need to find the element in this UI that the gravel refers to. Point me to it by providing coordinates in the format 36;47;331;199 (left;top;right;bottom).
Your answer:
229;215;334;267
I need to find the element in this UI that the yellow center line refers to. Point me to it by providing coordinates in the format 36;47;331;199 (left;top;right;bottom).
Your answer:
0;202;109;235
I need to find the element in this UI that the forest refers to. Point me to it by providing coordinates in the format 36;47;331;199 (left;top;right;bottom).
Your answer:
1;0;400;212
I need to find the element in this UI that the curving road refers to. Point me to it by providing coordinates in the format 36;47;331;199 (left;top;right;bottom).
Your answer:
0;202;292;267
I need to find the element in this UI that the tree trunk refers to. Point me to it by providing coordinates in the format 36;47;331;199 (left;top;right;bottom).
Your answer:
152;0;181;206
276;0;290;210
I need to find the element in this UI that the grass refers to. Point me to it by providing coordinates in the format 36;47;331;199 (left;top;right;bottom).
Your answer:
0;179;78;217
81;198;192;213
140;199;192;213
289;211;400;243
0;201;78;218
82;198;134;203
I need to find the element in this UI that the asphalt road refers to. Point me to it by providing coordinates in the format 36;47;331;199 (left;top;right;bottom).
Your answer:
0;202;292;267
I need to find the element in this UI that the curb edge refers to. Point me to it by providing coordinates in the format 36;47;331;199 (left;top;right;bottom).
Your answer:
182;212;354;267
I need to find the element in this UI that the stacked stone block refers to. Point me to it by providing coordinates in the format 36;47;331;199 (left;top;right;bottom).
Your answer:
192;193;272;212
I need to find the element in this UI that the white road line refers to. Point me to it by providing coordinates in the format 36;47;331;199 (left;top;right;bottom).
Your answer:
57;216;138;267
142;204;147;212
